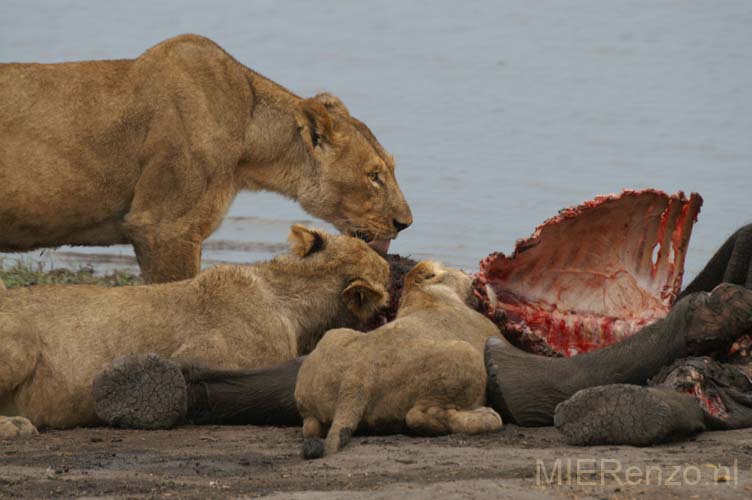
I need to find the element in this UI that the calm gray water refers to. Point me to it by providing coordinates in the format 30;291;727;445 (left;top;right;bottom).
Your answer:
2;1;750;281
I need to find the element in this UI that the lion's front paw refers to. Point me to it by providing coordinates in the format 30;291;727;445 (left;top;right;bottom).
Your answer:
0;416;38;438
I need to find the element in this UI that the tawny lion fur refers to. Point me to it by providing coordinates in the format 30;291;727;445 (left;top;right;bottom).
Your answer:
0;34;411;283
295;261;504;458
0;226;388;436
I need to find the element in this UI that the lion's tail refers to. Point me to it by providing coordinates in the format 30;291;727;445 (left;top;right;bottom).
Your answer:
183;357;303;426
0;278;5;291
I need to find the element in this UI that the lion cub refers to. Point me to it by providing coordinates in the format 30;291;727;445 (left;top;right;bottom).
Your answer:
0;226;388;436
295;261;504;459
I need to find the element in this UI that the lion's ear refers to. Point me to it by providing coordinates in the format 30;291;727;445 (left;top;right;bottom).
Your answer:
313;93;350;117
404;261;439;289
298;98;335;153
288;224;327;257
342;279;388;322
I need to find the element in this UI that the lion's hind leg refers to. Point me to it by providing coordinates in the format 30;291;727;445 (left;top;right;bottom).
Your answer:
0;314;41;437
406;404;503;435
302;382;368;460
406;339;501;436
323;408;360;458
302;404;364;460
0;313;39;401
301;416;326;459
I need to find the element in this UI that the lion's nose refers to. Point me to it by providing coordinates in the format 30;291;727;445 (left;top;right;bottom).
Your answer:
393;218;412;232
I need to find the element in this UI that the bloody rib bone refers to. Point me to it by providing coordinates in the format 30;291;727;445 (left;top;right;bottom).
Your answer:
475;189;703;356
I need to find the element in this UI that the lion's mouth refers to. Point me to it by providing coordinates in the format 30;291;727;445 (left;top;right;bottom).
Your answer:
351;230;392;254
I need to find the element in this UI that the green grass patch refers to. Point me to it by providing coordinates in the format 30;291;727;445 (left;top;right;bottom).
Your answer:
0;259;141;288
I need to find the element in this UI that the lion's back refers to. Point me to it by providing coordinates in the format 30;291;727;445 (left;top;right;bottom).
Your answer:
0;35;251;251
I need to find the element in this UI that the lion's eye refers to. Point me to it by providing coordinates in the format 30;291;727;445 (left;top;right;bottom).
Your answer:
368;171;381;185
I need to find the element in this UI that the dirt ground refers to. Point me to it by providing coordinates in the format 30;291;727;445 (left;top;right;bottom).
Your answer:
1;424;750;499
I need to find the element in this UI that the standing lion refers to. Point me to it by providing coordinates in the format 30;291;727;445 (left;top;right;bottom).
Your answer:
0;34;412;283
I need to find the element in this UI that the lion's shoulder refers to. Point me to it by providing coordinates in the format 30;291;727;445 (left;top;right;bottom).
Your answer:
141;34;228;59
135;34;242;80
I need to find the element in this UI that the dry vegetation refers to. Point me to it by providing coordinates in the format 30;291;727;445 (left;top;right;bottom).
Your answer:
0;259;141;288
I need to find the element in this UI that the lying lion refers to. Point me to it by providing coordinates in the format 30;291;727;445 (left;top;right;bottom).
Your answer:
83;230;752;450
0;226;388;437
0;34;412;283
295;261;504;458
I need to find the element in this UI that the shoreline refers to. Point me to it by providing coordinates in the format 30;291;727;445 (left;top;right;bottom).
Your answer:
1;425;750;499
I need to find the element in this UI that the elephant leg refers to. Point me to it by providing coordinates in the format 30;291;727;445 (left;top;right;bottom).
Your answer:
683;283;752;355
180;358;303;426
553;384;704;446
680;223;752;298
93;354;303;429
485;299;690;426
93;353;187;429
557;355;752;446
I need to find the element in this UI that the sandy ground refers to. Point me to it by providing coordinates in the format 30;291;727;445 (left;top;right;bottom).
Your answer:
1;424;750;499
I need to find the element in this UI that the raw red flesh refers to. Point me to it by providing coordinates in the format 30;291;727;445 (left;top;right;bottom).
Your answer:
668;367;728;420
652;357;752;420
725;334;752;380
475;189;703;356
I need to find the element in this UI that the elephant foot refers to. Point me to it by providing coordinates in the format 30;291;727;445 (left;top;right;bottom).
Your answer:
554;384;704;446
93;353;187;429
685;283;752;355
0;416;38;438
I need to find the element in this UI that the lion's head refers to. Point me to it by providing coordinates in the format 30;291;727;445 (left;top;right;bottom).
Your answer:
401;260;478;310
295;94;413;251
286;224;390;328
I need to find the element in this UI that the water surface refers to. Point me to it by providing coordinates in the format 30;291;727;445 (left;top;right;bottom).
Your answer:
2;1;750;281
